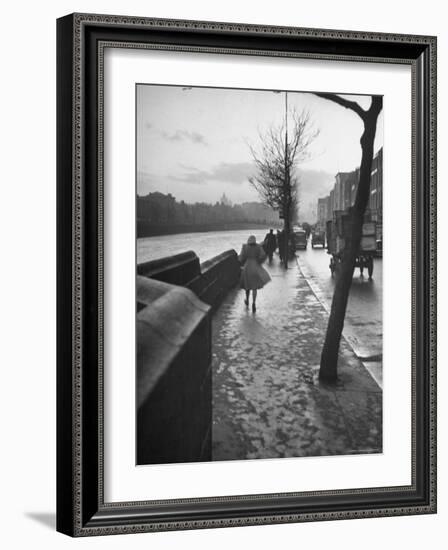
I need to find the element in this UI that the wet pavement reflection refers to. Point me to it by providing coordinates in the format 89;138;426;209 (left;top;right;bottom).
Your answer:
212;255;382;462
296;245;382;386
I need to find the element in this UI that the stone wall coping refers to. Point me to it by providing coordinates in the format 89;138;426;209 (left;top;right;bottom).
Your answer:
136;277;210;407
137;250;199;277
200;249;238;271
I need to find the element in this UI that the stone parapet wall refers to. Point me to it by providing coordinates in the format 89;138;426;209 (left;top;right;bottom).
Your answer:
137;249;241;309
189;249;240;309
137;250;200;287
136;276;211;465
136;249;240;464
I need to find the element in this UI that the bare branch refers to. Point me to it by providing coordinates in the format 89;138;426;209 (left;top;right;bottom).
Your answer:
247;106;319;226
313;92;366;120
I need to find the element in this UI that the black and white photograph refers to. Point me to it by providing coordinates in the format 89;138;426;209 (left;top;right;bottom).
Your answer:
1;0;442;544
136;84;384;465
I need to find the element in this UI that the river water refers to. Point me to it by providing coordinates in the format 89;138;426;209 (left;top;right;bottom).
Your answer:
137;228;272;264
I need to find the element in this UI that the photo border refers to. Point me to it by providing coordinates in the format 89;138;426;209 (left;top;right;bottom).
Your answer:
56;13;436;536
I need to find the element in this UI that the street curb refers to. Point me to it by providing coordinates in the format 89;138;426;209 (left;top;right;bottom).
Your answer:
294;255;383;390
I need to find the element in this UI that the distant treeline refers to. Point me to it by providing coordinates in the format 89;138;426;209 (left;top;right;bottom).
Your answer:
137;192;281;237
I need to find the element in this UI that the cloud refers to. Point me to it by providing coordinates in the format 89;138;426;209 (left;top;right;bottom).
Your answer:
296;168;334;196
137;171;157;194
161;130;208;145
172;161;255;185
295;168;335;222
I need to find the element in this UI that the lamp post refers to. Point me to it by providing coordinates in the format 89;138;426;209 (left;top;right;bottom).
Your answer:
273;89;291;268
284;92;290;268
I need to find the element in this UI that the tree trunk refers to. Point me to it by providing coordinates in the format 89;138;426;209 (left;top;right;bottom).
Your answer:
283;171;292;269
283;204;289;269
319;97;382;382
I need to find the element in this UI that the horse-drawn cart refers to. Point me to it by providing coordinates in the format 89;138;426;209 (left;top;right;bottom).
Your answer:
326;210;377;279
311;229;325;248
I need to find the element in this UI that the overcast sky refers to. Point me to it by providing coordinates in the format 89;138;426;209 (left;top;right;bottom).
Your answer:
137;84;383;207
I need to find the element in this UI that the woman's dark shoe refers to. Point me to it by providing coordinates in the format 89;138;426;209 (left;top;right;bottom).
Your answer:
252;303;256;313
244;299;249;307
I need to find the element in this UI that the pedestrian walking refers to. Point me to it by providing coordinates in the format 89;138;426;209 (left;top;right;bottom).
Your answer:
238;235;271;312
263;228;277;263
277;230;283;263
277;229;288;264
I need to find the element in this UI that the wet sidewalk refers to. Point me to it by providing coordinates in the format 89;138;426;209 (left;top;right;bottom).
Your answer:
211;255;382;461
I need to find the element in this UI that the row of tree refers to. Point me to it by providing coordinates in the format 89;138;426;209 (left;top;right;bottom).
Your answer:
137;192;280;227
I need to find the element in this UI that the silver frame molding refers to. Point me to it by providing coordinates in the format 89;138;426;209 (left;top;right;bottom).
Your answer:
57;13;437;537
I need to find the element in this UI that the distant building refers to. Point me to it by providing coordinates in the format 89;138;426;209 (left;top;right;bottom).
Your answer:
350;167;360;205
220;193;232;206
369;148;383;228
316;147;383;231
317;197;330;229
334;172;353;212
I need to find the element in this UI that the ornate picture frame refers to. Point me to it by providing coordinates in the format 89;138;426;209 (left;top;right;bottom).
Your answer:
56;13;436;536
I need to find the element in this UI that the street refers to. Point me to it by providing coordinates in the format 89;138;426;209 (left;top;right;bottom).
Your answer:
296;242;382;387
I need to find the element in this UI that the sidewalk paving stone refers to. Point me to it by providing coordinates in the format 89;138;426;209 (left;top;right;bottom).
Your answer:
212;255;382;461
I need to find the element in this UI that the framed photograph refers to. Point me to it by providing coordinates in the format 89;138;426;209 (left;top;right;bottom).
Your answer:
57;13;437;536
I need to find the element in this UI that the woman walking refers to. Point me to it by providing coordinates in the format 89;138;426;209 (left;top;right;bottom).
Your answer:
239;235;271;312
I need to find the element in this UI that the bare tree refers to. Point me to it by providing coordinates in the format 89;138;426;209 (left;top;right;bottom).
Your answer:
248;107;318;267
313;93;383;382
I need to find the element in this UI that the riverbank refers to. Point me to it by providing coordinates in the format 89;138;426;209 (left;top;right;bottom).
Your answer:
137;221;282;238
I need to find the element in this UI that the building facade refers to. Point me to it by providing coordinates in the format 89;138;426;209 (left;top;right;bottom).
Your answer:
316;147;383;233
